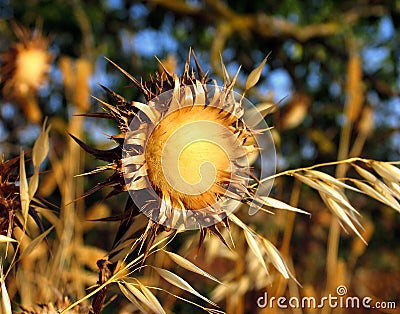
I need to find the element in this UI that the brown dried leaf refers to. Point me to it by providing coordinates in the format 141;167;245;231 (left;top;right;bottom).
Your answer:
243;102;276;128
318;181;361;216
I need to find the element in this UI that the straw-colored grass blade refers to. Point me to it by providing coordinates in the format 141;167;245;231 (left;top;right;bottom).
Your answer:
28;173;39;200
305;169;363;193
260;237;299;283
259;196;309;215
137;281;167;314
153;267;218;307
352;163;377;182
117;282;150;314
19;150;29;228
294;173;360;216
260;237;289;279
322;195;366;244
372;180;400;212
245;55;269;90
0;264;12;314
388;181;400;200
163;250;222;284
32;118;50;168
371;161;400;183
318;181;361;216
0;235;17;243
353;180;390;206
243;228;268;273
19;226;54;260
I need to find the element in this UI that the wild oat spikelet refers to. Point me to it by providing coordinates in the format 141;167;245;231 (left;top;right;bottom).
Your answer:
74;50;277;260
0;22;52;123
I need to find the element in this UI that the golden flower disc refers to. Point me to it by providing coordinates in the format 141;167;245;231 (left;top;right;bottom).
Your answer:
145;105;241;210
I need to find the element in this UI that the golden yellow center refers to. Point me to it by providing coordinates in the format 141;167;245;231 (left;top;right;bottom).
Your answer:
145;105;238;210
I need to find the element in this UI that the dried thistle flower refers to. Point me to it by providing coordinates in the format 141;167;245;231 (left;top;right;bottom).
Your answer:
73;50;281;262
0;22;52;123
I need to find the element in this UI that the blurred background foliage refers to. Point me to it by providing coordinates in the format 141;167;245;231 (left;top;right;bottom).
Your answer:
0;0;399;313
